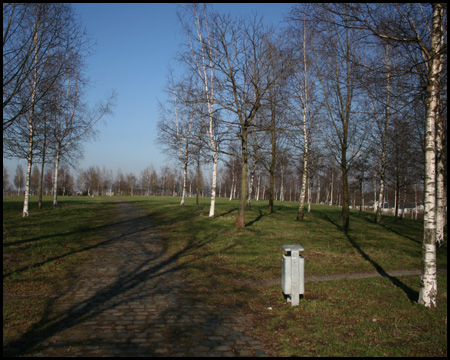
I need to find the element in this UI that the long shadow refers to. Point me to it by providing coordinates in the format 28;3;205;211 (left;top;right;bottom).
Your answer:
246;209;265;227
3;201;250;356
322;213;419;303
218;208;235;217
4;201;239;356
378;222;422;245
3;213;125;249
3;215;151;279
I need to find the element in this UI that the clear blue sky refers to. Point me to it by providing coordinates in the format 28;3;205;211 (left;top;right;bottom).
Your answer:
5;3;294;179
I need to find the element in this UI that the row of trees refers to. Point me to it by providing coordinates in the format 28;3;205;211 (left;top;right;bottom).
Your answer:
3;3;116;215
3;158;424;221
157;4;446;308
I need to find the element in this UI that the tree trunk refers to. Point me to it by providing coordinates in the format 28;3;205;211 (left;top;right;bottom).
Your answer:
38;123;47;210
247;159;256;208
435;85;445;245
236;129;248;229
196;159;200;211
23;23;39;217
52;145;61;207
330;170;334;206
376;168;385;223
180;162;187;206
297;156;308;221
208;150;218;216
342;165;350;232
418;3;443;309
22;132;33;217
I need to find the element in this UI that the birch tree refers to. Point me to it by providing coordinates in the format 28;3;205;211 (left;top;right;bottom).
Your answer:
286;18;317;221
13;164;25;195
292;4;367;232
365;44;393;224
3;4;97;216
320;3;447;308
49;57;116;206
178;3;219;217
157;75;196;207
3;4;59;130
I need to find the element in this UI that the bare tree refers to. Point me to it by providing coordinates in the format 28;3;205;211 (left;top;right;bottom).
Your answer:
364;44;394;224
291;4;368;232
286;18;319;221
178;3;220;216
3;4;99;216
13;163;25;195
157;73;196;206
3;165;10;191
209;13;291;228
3;4;68;131
140;165;157;196
30;165;40;195
49;58;116;206
314;3;446;308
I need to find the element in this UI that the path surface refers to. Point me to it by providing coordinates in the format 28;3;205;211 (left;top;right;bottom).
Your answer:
247;269;447;288
30;201;267;357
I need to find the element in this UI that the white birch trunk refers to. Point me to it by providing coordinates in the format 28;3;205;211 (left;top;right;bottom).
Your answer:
23;23;39;217
22;136;33;217
435;86;445;246
376;172;385;222
209;151;217;217
418;3;443;308
376;44;391;223
247;160;256;208
180;163;187;206
229;165;235;201
296;24;309;221
297;157;308;219
190;5;218;217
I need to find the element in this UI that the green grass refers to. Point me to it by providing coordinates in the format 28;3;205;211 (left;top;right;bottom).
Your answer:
255;274;447;356
3;195;447;356
3;196;116;352
130;196;447;357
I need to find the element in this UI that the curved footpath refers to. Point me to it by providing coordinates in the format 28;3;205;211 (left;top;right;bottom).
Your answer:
29;201;267;357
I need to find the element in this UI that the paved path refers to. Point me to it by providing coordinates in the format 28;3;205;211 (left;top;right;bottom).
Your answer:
30;201;267;357
246;269;447;288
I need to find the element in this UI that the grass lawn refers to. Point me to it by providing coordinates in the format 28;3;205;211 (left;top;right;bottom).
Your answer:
132;196;447;357
3;196;117;353
3;195;447;356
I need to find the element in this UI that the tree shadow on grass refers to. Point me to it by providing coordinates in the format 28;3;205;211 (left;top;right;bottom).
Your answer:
378;222;422;245
322;213;419;303
246;209;265;227
3;201;239;357
3;215;150;279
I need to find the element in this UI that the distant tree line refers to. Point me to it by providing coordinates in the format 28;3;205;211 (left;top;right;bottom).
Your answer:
3;160;425;221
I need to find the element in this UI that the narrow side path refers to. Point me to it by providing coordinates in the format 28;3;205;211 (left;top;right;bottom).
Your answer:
29;201;267;357
246;269;447;288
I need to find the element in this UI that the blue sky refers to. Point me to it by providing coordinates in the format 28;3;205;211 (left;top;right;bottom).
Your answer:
5;3;294;179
